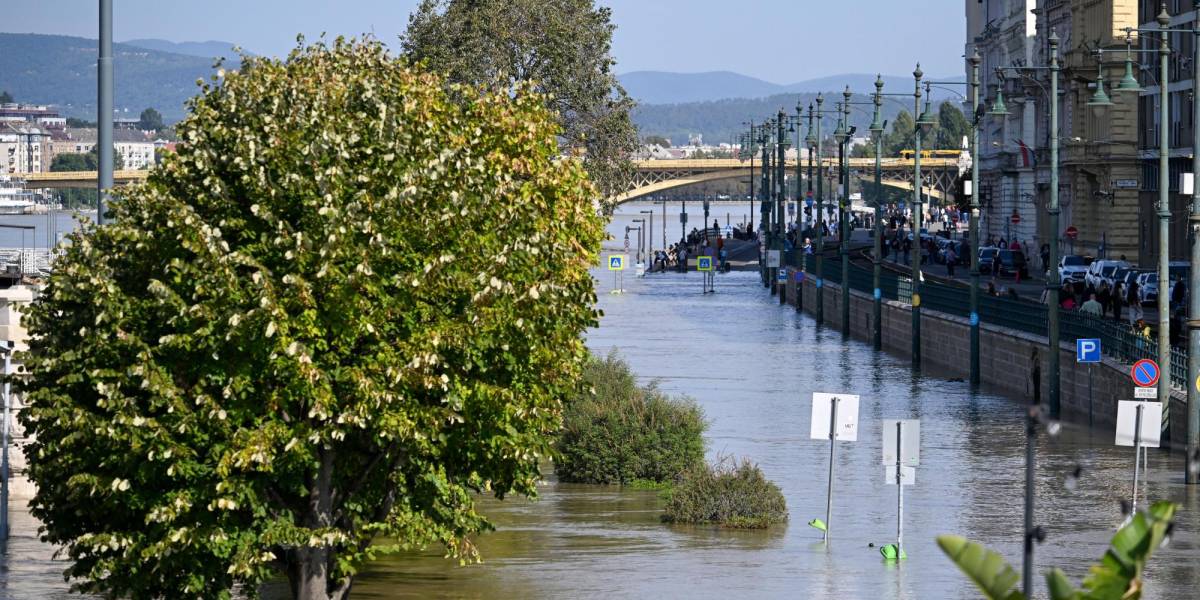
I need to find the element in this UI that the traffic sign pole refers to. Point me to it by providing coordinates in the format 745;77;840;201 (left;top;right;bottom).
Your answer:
895;420;904;557
824;397;838;544
1133;404;1143;512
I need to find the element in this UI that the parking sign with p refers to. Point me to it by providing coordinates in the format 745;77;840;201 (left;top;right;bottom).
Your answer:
1076;338;1100;363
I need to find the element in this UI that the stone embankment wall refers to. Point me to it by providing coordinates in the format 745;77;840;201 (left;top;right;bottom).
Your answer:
781;269;1189;443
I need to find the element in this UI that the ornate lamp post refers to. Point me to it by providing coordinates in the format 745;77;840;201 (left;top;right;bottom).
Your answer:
911;64;936;369
869;76;886;350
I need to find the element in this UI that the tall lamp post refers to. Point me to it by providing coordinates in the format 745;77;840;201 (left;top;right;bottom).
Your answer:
911;65;936;369
833;89;857;335
1104;8;1175;435
814;94;826;320
869;76;887;350
98;0;113;225
776;110;788;284
969;51;983;386
1189;0;1200;484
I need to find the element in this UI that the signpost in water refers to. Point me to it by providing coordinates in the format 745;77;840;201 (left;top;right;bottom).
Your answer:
809;393;859;543
881;419;919;560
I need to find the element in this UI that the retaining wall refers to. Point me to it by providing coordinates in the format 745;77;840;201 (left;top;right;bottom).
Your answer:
781;268;1189;444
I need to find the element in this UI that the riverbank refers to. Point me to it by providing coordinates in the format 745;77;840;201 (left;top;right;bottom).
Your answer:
781;266;1190;442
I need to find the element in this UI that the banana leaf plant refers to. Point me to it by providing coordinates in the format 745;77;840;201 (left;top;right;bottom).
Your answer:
937;501;1177;600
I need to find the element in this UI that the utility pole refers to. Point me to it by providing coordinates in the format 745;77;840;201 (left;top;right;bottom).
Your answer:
841;87;853;336
1048;32;1063;418
870;76;886;350
761;126;772;287
969;51;982;386
776;110;787;289
912;65;926;369
98;0;114;225
1156;7;1172;432
1188;0;1200;485
815;94;825;321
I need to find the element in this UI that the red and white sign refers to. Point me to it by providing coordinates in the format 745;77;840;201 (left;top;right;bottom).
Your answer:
1065;226;1078;240
1010;213;1021;225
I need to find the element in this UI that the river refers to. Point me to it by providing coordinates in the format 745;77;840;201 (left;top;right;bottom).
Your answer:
3;201;1199;599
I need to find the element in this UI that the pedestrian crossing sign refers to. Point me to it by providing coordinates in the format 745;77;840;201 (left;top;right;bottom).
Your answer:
697;256;713;271
608;255;626;271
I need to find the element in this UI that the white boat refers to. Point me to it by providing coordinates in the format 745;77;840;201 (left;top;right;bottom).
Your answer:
0;176;41;215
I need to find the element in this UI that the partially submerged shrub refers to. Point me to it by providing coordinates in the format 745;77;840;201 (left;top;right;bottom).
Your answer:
555;353;705;484
663;458;788;529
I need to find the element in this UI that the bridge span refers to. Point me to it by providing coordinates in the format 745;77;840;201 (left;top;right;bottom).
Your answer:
615;157;961;205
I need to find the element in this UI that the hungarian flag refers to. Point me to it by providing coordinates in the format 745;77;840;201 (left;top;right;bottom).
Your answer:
1016;139;1036;168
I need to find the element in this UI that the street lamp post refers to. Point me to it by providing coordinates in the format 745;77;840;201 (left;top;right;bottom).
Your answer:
1048;32;1063;419
760;125;772;287
776;110;788;287
1156;8;1172;420
844;87;854;336
98;0;113;225
911;65;934;369
1189;0;1200;485
870;76;887;350
969;52;983;386
639;209;654;255
815;94;826;321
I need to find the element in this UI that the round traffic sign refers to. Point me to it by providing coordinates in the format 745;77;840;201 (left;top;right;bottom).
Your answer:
1010;213;1021;225
1131;358;1160;387
1065;225;1078;240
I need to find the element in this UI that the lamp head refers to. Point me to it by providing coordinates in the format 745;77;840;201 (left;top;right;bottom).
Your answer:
916;100;937;136
988;88;1010;116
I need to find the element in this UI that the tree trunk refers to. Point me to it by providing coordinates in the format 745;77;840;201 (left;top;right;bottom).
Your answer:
288;447;341;600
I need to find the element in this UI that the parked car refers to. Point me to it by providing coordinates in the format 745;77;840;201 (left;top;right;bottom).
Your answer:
979;247;1000;274
996;249;1029;279
1085;260;1129;290
1056;255;1088;284
1137;272;1159;305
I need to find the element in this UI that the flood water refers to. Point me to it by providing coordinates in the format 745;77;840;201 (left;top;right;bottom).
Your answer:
4;202;1200;599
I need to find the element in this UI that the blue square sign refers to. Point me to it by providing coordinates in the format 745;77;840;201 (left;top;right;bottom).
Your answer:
1076;338;1101;363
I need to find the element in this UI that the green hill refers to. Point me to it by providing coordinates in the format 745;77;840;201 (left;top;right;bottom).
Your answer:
0;33;226;122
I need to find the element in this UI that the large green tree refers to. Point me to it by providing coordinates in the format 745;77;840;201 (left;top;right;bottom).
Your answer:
402;0;638;203
139;107;165;131
0;90;13;103
935;101;970;150
20;38;604;599
884;110;915;157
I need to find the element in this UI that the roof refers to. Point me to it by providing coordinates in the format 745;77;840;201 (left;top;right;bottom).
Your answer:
64;128;154;144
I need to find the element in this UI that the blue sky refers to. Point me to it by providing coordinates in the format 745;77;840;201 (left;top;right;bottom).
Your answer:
5;1;966;81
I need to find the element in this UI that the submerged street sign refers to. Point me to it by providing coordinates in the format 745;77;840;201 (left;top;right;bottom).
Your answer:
810;393;860;441
881;419;920;467
608;255;626;271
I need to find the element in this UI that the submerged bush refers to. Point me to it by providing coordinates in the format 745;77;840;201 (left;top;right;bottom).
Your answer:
663;458;788;529
555;353;706;484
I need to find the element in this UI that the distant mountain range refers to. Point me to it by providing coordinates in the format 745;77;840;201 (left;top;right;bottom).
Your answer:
0;33;233;121
0;32;962;143
617;70;963;106
123;38;251;59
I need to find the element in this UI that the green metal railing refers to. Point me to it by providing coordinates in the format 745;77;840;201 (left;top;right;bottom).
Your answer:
794;256;1187;389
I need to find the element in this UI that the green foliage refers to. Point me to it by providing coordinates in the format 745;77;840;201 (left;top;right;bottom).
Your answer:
935;101;971;150
938;501;1179;600
0;90;12;103
937;535;1025;600
883;110;915;156
50;146;123;172
555;353;706;485
643;134;671;148
403;0;637;200
139;107;164;131
66;117;96;128
662;458;788;529
19;38;604;599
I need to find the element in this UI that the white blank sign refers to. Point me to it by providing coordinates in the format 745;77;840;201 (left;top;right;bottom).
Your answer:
1115;401;1162;448
810;393;860;441
885;466;916;486
881;419;920;466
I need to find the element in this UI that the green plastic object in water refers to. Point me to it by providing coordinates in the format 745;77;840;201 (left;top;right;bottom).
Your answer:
880;543;907;560
807;518;827;532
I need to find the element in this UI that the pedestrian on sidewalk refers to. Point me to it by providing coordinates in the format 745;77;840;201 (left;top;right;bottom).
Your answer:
1080;293;1103;316
945;245;957;278
1111;281;1124;322
1127;279;1142;324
